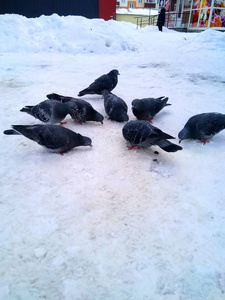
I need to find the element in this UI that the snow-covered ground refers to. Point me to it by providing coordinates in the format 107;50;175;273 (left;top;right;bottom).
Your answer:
1;14;225;300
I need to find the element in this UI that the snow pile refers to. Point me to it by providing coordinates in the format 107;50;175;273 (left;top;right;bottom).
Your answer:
0;14;138;54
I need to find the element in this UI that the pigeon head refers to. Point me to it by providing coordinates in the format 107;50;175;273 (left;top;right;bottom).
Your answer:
78;134;92;147
131;99;140;106
110;69;120;76
94;111;104;124
115;111;129;122
178;128;190;143
132;99;144;110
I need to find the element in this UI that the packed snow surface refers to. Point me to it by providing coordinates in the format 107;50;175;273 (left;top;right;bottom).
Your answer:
1;14;225;300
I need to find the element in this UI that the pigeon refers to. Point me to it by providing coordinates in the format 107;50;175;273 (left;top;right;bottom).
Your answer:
132;96;171;122
102;90;129;122
78;69;119;97
3;125;92;154
20;99;70;124
122;120;182;152
178;112;225;144
46;93;104;124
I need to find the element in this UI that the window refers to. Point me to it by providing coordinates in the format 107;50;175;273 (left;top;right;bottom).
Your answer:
130;3;134;8
138;0;143;3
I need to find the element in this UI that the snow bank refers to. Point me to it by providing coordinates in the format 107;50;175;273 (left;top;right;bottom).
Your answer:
0;14;138;54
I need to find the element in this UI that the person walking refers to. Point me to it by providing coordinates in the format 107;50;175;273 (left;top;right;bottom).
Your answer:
157;7;166;32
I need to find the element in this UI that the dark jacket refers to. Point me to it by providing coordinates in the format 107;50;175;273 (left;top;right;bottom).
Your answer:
157;7;166;26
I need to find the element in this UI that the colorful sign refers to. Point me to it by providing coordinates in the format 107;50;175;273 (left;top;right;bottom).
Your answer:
192;0;225;27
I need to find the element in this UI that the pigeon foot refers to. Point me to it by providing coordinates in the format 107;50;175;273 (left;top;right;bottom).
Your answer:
199;139;209;145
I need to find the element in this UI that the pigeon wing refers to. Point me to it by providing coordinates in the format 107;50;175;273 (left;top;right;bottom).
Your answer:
88;74;112;93
32;101;52;122
34;126;70;150
196;113;225;137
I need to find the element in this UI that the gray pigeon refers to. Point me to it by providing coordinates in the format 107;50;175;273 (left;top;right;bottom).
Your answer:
122;120;182;152
102;90;129;122
4;125;92;154
132;96;171;122
78;69;119;97
20;99;70;124
178;112;225;144
46;93;104;124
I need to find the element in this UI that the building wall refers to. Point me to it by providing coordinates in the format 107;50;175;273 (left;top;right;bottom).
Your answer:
119;0;145;9
136;0;145;8
0;0;115;20
116;13;140;23
119;0;128;8
99;0;116;20
116;13;157;26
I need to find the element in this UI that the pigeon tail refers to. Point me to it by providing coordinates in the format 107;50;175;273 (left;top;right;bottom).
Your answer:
11;125;36;136
154;131;175;140
46;93;63;101
20;106;33;115
3;129;20;135
156;139;182;152
78;88;91;97
47;93;76;103
4;125;41;144
161;97;171;107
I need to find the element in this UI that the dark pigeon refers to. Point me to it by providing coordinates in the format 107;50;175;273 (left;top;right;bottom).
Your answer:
178;112;225;144
122;120;182;152
78;69;119;97
132;96;171;122
46;93;104;124
102;90;129;122
3;125;92;154
20;99;70;124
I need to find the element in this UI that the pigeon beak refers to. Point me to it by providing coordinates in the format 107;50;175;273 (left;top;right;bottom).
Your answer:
101;121;103;124
179;139;182;144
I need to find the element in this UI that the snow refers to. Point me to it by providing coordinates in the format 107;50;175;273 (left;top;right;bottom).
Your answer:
1;13;225;299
